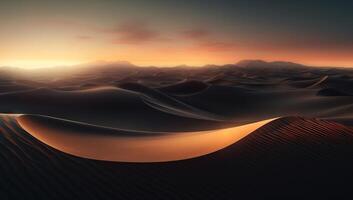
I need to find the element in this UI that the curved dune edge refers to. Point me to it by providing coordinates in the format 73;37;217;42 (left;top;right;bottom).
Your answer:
16;114;277;163
306;75;328;88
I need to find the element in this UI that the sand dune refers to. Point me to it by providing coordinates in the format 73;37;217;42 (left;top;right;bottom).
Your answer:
287;75;328;88
0;86;229;131
306;75;329;88
317;88;353;96
118;82;225;121
0;84;33;94
1;62;353;126
1;115;353;198
157;80;210;95
1;60;353;198
16;114;276;162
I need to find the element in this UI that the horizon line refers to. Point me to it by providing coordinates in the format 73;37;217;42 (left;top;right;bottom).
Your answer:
1;59;352;69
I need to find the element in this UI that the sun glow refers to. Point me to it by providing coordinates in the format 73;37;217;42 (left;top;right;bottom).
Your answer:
1;60;82;68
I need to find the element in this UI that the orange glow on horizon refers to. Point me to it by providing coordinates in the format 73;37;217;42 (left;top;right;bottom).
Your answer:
1;44;353;68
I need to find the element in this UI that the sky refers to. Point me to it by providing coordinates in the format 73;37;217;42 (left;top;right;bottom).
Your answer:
1;0;353;67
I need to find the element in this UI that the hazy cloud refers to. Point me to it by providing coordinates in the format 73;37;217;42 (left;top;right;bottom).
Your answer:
196;41;235;52
179;27;235;52
109;21;161;45
181;28;211;40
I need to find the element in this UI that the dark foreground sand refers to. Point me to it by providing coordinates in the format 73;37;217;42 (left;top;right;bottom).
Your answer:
1;115;353;199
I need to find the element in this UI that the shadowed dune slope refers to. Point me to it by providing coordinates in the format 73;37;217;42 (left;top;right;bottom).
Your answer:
117;82;225;121
156;80;210;95
1;115;353;198
317;88;353;96
287;75;328;88
0;87;229;131
1;63;353;128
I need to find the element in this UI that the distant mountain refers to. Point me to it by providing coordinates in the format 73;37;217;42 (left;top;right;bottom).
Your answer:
236;59;305;69
75;60;136;69
1;59;349;83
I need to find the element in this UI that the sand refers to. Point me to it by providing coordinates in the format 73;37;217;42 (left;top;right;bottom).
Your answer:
1;115;353;199
0;60;353;198
16;114;276;162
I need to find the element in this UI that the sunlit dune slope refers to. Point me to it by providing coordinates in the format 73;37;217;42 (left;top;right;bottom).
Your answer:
16;114;276;162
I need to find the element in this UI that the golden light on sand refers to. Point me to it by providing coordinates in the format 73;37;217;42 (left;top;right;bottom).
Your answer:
17;115;277;162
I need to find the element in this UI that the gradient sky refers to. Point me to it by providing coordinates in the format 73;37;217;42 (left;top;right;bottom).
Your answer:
1;0;353;67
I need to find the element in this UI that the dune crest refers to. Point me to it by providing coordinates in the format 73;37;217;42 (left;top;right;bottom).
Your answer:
16;114;276;162
306;75;329;88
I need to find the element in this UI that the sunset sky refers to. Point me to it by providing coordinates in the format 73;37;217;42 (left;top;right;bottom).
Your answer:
1;0;353;67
